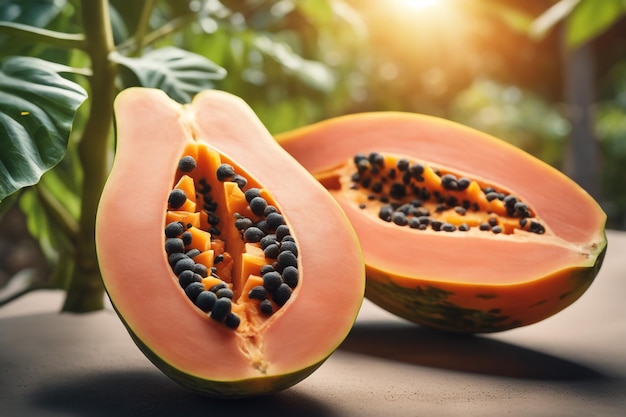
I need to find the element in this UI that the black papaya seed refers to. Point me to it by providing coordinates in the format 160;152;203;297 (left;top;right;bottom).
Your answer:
248;286;268;300
168;188;187;209
244;226;265;243
216;163;235;181
442;223;456;232
234;216;253;231
165;238;185;254
260;299;274;315
260;234;278;250
192;263;208;277
181;231;192;246
389;183;406;200
168;252;187;267
457;177;471;190
260;264;275;275
173;257;196;275
282;265;299;288
216;287;234;299
244;187;261;203
195;290;217;312
186;248;201;258
209;281;228;293
277;251;298;269
185;282;205;302
264;243;281;259
255;220;269;234
279;240;298;257
211;298;232;322
224;312;241;329
397;158;409;171
441;174;458;190
263;271;283;292
265;212;284;231
408;217;421;229
231;174;247;189
379;205;393;222
178;155;197;172
431;220;443;231
178;270;202;288
165;221;185;238
249;196;268;216
275;224;290;241
392;211;408;226
273;283;292;307
264;205;278;216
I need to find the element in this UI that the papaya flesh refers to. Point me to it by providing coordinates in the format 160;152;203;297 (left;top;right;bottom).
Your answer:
95;88;364;397
276;112;607;333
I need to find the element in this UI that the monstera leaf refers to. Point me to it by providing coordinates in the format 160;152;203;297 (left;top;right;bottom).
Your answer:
0;56;87;202
114;47;227;103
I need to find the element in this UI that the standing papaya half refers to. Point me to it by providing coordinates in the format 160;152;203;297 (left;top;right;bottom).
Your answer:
95;88;364;397
276;112;607;333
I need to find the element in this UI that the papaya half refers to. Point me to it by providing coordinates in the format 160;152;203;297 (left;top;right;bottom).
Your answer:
95;88;364;397
276;112;607;333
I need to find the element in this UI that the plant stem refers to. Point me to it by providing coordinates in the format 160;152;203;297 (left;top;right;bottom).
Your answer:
62;0;117;312
132;0;156;56
0;21;86;50
35;184;79;242
115;14;195;55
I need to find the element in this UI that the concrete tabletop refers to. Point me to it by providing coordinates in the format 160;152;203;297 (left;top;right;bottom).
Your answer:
1;231;625;416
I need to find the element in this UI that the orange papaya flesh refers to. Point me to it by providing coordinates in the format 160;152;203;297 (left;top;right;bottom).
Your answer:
276;112;607;333
96;88;364;397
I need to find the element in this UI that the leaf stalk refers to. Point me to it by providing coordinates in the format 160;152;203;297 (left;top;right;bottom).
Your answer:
0;21;87;50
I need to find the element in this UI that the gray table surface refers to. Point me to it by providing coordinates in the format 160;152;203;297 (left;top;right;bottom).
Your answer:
1;231;625;417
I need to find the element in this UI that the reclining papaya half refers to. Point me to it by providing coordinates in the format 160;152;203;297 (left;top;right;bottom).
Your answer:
95;88;364;397
276;112;607;333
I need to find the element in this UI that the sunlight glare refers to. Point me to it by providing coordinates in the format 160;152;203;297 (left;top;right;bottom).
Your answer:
399;0;440;10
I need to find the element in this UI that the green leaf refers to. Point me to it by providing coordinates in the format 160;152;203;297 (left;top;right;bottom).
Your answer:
18;186;75;289
530;0;581;41
530;0;626;47
0;56;88;202
566;0;626;48
113;46;227;103
0;0;68;56
253;34;335;92
0;0;67;28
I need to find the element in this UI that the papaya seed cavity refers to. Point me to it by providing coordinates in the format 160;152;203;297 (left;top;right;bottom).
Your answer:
163;146;301;331
348;152;547;236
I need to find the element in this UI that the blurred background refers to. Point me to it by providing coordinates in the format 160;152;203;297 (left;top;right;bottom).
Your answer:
1;0;625;304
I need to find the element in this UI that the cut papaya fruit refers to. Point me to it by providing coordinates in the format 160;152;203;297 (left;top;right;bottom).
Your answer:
95;88;364;397
276;112;607;333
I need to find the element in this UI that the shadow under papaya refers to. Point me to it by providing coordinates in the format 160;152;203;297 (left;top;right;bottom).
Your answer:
31;369;338;417
340;320;605;381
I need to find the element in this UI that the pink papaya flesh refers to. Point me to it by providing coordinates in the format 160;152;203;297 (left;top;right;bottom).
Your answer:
276;112;607;333
95;88;364;397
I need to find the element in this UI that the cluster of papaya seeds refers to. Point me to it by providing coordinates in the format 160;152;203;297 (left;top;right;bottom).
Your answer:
96;88;364;398
276;111;607;334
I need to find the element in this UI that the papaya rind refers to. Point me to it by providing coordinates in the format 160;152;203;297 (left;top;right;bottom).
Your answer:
110;301;326;398
364;235;607;333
